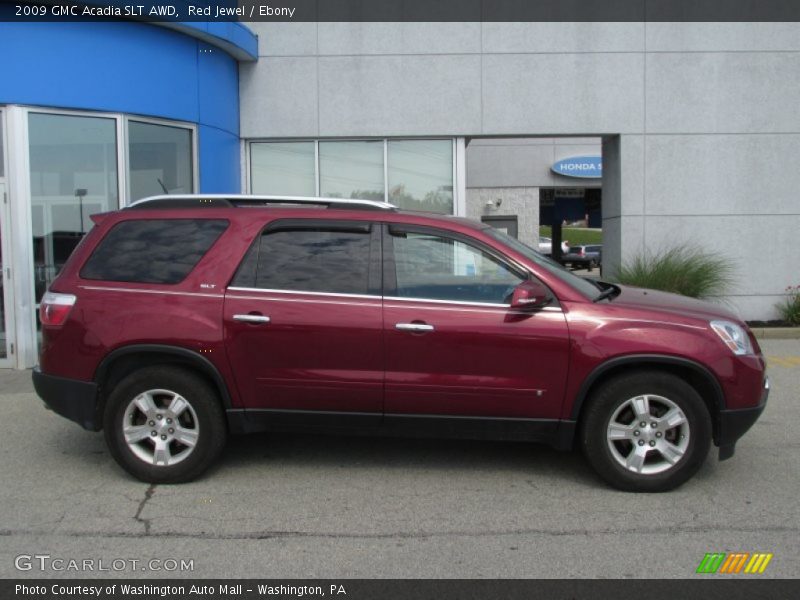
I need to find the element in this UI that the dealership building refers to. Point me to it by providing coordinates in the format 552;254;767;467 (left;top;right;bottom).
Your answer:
1;19;798;368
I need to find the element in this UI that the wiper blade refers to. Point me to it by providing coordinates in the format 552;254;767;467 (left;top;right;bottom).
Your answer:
593;282;620;303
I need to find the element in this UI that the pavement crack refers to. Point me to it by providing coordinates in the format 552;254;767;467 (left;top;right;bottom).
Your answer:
133;484;156;535
1;523;797;542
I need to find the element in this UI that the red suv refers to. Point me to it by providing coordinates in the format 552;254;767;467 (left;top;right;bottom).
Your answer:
33;195;768;492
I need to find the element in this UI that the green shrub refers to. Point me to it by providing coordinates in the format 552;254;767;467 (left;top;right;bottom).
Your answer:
777;285;800;326
614;246;734;299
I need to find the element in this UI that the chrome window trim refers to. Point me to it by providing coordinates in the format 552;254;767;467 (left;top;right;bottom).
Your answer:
79;285;223;299
228;294;382;308
227;286;380;300
385;296;563;312
384;295;509;308
226;287;562;312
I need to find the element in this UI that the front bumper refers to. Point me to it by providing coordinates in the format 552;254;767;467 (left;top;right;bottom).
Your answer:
32;366;100;431
717;377;769;460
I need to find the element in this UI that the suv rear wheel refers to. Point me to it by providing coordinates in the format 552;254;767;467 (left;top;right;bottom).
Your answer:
103;366;227;483
580;370;711;492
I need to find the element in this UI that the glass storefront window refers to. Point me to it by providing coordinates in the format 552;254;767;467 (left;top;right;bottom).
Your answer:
319;140;384;201
388;140;453;213
28;113;118;304
250;141;316;197
0;115;5;177
128;120;193;201
250;139;456;211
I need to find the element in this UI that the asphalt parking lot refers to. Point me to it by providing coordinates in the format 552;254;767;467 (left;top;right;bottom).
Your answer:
0;339;797;579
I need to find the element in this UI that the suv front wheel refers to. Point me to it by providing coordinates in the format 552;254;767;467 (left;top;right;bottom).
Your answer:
580;370;712;492
103;366;227;483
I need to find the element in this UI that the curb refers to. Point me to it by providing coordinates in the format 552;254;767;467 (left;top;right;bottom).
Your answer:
752;327;800;340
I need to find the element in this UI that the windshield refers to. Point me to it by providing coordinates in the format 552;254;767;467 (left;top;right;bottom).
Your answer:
483;228;601;298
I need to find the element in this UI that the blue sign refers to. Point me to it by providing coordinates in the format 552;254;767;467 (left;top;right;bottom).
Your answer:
551;155;603;179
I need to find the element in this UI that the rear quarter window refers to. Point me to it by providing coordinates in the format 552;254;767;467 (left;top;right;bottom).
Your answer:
80;219;228;284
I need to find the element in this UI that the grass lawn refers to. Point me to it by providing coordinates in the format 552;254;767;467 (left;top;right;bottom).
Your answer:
539;226;602;246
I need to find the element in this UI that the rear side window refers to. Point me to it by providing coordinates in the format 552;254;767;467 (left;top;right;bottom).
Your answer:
81;219;228;284
232;225;373;295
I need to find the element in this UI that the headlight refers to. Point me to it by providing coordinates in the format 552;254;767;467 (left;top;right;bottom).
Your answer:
710;320;753;356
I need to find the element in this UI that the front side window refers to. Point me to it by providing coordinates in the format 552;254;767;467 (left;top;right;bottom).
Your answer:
390;230;524;304
483;227;601;299
234;225;373;296
81;219;227;284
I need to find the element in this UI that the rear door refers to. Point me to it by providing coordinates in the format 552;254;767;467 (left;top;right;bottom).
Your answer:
382;224;570;420
224;219;383;417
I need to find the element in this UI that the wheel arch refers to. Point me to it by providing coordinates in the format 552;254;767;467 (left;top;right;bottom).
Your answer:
94;345;234;417
570;355;725;443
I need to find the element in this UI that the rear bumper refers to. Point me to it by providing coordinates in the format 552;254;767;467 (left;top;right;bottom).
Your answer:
717;377;769;460
32;366;100;431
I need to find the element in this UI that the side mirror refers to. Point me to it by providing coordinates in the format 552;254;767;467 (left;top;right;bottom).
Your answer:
510;280;551;310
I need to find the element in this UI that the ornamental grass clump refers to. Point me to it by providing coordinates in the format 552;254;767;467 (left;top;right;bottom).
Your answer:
777;285;800;326
614;246;734;299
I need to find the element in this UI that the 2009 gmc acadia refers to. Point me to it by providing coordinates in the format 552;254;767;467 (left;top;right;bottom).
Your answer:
33;195;768;491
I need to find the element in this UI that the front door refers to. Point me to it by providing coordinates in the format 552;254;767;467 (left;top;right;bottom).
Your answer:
383;224;570;420
224;219;383;417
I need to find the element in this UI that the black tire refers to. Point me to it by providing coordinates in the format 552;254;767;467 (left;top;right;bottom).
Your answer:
103;366;227;483
580;370;711;492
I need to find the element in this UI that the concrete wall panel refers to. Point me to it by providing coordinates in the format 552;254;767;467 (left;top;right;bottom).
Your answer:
317;55;481;136
483;22;644;54
602;135;644;220
247;22;318;56
642;215;800;313
482;53;645;134
601;215;644;280
318;22;481;55
646;53;800;134
467;143;557;188
646;23;800;52
645;134;800;216
240;57;318;138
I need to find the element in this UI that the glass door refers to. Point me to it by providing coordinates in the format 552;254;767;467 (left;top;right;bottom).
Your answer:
27;112;118;338
0;180;13;366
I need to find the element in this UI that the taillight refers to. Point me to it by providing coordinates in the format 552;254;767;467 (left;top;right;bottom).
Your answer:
40;292;76;326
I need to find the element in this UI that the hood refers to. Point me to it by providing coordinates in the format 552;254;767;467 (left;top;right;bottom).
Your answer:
609;285;742;323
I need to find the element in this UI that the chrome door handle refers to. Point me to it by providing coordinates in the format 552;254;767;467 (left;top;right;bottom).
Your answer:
395;323;434;332
233;314;271;324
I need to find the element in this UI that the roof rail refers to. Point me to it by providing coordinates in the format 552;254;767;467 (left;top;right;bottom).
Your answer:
127;194;397;211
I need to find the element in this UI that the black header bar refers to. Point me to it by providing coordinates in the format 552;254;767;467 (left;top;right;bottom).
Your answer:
3;579;800;600
4;0;800;22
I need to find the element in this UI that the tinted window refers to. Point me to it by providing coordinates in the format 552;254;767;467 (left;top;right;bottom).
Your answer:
391;231;523;304
81;219;227;284
483;228;601;299
245;228;372;295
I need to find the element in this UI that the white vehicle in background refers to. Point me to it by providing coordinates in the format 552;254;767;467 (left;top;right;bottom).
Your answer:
538;236;569;256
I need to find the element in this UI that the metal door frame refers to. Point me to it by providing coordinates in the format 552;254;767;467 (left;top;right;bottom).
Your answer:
0;109;17;367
